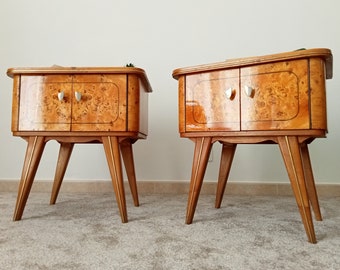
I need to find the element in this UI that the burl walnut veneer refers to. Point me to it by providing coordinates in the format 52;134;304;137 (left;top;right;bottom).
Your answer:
7;66;152;223
172;48;333;243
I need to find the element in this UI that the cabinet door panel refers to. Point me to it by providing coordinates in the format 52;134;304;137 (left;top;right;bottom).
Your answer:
18;75;72;131
185;70;240;131
241;60;309;130
71;74;127;131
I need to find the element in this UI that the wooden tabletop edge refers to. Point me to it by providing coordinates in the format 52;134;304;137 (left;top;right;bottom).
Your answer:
6;66;153;92
172;48;332;79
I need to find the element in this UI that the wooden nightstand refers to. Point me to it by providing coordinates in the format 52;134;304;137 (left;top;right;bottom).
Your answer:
172;48;333;243
7;66;152;223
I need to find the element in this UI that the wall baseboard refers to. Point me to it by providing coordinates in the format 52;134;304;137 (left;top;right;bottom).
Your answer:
1;180;339;197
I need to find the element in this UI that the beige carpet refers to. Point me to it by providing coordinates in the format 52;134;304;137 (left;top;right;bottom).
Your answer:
1;192;339;270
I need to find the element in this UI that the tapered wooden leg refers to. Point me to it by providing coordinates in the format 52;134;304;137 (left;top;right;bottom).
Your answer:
186;137;213;224
102;136;128;223
215;143;237;208
300;143;322;221
50;142;74;205
278;136;316;243
13;136;46;221
120;139;139;207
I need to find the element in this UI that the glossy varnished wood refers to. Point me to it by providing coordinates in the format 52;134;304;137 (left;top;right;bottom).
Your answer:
277;136;316;243
215;143;236;209
120;138;140;207
13;136;46;220
300;142;322;221
102;136;128;223
8;66;152;223
50;142;74;205
173;48;333;243
186;137;212;224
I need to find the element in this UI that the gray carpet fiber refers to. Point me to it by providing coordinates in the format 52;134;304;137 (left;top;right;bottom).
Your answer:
1;192;339;269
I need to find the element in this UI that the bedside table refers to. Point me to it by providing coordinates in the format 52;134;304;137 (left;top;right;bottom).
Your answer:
7;66;152;223
172;48;333;243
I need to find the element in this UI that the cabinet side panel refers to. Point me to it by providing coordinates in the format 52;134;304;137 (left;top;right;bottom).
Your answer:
140;78;149;136
127;74;149;135
127;75;139;133
178;76;186;133
309;58;327;130
11;75;20;132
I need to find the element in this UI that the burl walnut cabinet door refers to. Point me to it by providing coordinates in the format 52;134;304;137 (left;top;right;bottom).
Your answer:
240;59;309;130
184;69;240;131
18;75;72;131
71;74;127;131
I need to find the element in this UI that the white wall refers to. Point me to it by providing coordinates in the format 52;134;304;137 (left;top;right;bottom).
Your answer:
0;0;339;184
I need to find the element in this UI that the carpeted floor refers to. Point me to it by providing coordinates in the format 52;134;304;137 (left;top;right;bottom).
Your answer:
0;192;339;270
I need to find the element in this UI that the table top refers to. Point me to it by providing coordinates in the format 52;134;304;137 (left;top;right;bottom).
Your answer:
172;48;333;80
7;66;153;93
